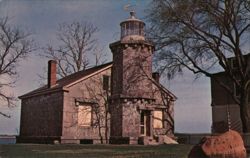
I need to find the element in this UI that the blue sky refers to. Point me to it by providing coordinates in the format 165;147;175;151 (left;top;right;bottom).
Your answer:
0;0;212;135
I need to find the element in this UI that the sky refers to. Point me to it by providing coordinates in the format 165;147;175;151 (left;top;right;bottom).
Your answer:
0;0;212;135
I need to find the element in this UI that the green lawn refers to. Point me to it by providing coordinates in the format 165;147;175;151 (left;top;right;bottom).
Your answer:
0;144;193;158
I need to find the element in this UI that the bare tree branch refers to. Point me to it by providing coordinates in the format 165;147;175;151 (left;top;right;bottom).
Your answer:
0;16;34;117
40;21;107;80
147;0;250;132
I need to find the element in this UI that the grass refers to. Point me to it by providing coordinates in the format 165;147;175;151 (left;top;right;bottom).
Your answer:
0;144;193;158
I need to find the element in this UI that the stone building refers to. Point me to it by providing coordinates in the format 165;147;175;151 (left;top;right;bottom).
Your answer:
109;11;176;144
18;61;112;144
18;12;176;144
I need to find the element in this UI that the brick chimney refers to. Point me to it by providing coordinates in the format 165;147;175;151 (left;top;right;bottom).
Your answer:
48;60;57;88
152;72;160;83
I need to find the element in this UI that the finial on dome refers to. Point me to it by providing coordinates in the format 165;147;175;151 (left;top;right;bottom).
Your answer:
130;11;136;19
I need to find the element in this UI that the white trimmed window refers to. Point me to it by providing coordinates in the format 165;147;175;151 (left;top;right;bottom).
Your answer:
78;105;92;127
153;110;163;128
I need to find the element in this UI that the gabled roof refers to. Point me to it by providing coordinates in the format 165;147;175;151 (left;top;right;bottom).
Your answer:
19;61;176;100
57;62;112;87
19;62;112;99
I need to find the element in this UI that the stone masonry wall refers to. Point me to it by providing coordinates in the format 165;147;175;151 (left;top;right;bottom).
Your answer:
110;41;154;99
62;68;111;143
109;100;123;137
122;101;140;137
20;91;63;137
122;44;153;98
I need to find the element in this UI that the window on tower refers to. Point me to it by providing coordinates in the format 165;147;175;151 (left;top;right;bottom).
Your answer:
103;75;110;91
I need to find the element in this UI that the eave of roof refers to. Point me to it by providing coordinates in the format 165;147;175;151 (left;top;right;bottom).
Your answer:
18;87;69;99
152;80;177;101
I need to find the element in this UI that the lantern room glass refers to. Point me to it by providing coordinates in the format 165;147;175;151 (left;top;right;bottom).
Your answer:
121;21;144;39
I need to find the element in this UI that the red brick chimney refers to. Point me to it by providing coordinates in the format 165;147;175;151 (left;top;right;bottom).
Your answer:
48;60;57;88
152;72;160;83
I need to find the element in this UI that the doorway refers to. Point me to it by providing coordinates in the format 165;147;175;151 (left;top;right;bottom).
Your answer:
140;110;151;136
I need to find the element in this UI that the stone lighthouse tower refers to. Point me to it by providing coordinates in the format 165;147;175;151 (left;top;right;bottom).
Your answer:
109;11;155;144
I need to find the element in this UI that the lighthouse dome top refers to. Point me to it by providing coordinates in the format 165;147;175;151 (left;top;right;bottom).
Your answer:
120;11;145;41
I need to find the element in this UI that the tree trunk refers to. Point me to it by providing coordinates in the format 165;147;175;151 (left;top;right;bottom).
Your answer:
104;92;109;144
240;90;250;133
98;124;103;144
105;111;108;144
96;112;103;144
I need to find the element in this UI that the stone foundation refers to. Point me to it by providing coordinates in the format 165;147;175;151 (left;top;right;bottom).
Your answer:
16;136;61;144
109;136;138;144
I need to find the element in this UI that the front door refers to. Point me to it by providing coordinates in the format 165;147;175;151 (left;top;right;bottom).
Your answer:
140;110;151;136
